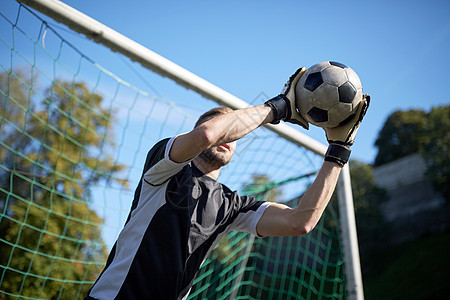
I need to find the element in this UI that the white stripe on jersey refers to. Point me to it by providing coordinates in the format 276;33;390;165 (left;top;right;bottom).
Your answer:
89;137;190;299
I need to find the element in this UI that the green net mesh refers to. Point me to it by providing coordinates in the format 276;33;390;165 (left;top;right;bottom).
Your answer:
188;190;345;300
0;3;345;299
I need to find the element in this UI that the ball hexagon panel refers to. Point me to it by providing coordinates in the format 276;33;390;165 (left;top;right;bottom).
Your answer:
328;102;354;124
321;65;348;87
352;89;364;110
296;88;314;120
312;83;339;109
308;61;331;73
344;68;362;90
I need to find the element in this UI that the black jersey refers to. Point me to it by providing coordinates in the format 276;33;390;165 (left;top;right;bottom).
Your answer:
86;137;270;300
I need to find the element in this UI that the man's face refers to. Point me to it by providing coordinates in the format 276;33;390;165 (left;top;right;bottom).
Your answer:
199;141;236;167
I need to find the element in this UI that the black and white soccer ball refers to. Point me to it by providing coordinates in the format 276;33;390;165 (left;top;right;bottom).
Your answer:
295;61;363;128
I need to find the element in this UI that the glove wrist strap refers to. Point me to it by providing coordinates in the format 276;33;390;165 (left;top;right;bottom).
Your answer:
325;143;351;167
265;95;288;124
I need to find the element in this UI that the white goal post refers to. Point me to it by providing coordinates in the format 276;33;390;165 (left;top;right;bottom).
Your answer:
17;0;364;298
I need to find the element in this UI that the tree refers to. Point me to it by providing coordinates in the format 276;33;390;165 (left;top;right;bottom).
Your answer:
374;106;450;202
0;68;38;211
0;68;127;298
421;106;450;202
0;195;107;299
241;174;282;203
374;110;427;166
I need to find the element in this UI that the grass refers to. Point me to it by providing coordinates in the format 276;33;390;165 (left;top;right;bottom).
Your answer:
363;230;450;300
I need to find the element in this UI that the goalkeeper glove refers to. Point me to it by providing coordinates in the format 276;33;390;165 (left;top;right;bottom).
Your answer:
265;67;309;129
323;94;371;166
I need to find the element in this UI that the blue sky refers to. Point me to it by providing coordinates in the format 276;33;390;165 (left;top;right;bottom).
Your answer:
3;0;450;163
57;0;450;163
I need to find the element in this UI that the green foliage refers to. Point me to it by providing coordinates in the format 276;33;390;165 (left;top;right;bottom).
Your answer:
37;79;127;194
0;68;127;298
0;196;107;299
374;106;450;202
241;174;282;202
421;106;450;202
374;110;427;166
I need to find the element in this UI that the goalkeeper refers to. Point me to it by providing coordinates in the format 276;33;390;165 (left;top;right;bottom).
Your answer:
85;67;370;300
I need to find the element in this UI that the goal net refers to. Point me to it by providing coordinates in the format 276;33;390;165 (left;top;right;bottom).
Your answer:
1;2;348;299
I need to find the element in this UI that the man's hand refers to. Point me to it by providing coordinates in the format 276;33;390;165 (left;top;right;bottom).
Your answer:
265;67;309;129
323;94;370;166
325;94;371;145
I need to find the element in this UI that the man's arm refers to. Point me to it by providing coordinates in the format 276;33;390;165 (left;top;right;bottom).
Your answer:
169;67;309;164
256;161;341;237
256;94;371;237
169;105;274;163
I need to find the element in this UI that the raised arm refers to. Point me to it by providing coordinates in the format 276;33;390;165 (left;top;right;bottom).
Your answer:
169;104;273;163
256;94;371;237
169;67;310;164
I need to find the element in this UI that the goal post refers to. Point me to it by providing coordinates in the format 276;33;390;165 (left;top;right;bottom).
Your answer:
12;0;363;298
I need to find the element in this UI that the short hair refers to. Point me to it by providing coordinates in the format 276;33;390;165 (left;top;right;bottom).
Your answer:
194;106;233;128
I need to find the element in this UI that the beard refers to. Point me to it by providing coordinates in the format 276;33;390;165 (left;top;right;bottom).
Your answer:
198;146;232;168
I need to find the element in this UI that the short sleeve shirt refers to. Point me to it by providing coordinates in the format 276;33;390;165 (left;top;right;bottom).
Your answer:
86;136;270;300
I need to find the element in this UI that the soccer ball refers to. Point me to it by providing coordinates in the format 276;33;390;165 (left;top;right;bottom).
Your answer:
295;61;363;128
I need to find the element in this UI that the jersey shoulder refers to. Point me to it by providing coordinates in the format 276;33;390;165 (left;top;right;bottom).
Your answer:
142;138;171;174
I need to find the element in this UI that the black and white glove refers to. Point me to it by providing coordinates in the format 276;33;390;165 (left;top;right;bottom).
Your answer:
265;67;309;129
323;94;371;166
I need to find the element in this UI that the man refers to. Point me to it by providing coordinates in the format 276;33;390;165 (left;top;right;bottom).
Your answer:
85;67;370;300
